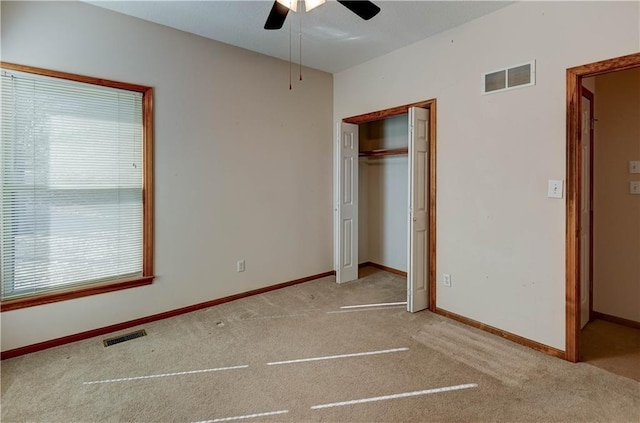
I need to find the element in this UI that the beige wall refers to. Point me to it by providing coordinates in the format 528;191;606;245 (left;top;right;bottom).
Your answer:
583;76;596;93
334;1;639;350
0;1;334;352
359;116;409;271
593;68;640;322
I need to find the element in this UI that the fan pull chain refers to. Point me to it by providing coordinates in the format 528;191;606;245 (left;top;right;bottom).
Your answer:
289;15;292;90
299;9;303;81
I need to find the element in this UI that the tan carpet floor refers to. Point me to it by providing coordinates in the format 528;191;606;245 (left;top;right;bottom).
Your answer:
2;268;639;422
581;319;640;382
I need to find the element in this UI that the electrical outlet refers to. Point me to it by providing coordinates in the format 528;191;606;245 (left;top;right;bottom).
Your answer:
629;161;640;174
630;181;640;195
237;260;245;272
443;274;451;287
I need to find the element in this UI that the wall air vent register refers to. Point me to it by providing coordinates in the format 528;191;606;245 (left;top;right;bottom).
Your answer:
483;60;536;94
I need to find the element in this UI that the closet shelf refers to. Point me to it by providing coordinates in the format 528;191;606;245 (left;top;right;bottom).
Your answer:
359;147;408;158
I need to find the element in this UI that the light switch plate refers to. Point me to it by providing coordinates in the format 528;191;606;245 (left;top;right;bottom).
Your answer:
630;161;640;174
631;181;640;195
548;180;564;199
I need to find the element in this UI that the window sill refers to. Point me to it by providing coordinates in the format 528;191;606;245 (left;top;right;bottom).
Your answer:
1;276;155;312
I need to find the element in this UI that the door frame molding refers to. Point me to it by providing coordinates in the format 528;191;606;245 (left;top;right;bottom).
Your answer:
342;99;437;310
565;52;640;362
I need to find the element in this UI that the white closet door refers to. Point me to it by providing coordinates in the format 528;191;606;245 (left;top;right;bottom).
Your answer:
335;122;359;284
408;107;429;312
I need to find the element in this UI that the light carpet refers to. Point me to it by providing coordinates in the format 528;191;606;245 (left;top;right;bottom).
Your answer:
2;268;639;422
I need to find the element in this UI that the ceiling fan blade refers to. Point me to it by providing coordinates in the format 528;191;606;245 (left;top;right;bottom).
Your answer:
264;0;289;30
336;1;380;20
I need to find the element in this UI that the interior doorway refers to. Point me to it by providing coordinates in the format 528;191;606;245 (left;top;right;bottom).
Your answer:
579;68;640;381
566;52;640;363
334;99;437;313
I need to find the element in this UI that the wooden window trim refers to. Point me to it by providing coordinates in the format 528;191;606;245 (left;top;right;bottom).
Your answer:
0;62;154;312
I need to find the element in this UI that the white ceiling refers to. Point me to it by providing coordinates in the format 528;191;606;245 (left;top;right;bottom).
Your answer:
87;1;513;74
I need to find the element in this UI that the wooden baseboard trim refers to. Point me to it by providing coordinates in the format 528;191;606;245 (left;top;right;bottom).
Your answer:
359;262;407;277
592;311;640;329
1;270;335;360
434;307;566;360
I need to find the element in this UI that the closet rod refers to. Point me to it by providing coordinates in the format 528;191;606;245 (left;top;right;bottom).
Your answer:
359;147;408;158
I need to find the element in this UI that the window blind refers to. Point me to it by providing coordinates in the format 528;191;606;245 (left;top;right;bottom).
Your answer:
0;68;144;301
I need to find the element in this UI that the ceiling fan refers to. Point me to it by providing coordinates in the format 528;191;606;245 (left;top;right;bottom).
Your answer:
264;0;381;30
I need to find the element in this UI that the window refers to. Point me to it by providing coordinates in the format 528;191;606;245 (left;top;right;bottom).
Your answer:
0;63;154;311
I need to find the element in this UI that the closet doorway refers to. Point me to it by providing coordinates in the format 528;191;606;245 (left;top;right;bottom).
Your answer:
334;100;436;313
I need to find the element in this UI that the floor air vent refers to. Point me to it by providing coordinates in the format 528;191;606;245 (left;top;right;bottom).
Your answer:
103;329;147;347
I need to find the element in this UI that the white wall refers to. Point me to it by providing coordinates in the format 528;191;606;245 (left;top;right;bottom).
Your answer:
334;1;639;350
593;68;640;323
366;156;408;271
358;158;369;264
359;115;409;271
1;1;334;352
